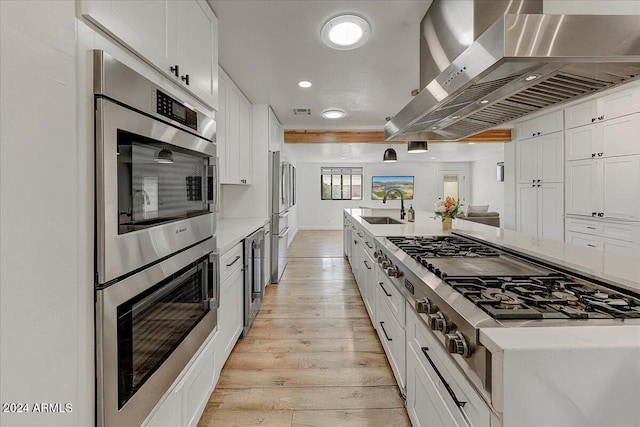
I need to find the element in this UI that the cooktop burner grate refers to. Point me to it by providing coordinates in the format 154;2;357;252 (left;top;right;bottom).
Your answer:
387;235;501;258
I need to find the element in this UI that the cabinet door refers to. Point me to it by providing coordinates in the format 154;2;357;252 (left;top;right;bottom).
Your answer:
538;183;564;241
565;124;601;161
538;132;564;182
81;0;176;76
565;100;599;129
268;108;281;152
517;184;539;236
218;267;243;366
182;334;217;427
517;139;538;183
539;110;564;135
175;0;218;110
239;96;253;184
143;384;182;427
517;118;537;140
217;70;229;182
226;85;241;183
375;287;405;391
602;238;640;256
600;87;640;121
602;155;640;220
565;160;598;217
601;113;640;157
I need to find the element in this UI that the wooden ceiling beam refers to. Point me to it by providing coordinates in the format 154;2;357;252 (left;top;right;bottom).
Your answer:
284;129;511;143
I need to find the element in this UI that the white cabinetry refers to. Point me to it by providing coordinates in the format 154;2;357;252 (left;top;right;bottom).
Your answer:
564;86;640;129
268;107;283;152
375;282;405;392
565;217;640;256
215;242;244;373
81;0;218;109
516;114;564;241
406;306;489;427
516;110;563;140
218;67;253;185
566;113;640;161
143;331;218;427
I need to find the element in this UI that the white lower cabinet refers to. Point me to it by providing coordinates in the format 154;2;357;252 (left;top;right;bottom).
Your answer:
565;217;640;255
143;331;218;427
216;242;244;373
406;306;490;427
362;249;375;319
517;182;564;241
375;282;405;392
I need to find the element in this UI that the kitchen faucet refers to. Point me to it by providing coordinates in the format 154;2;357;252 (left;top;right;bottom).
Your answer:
382;189;405;220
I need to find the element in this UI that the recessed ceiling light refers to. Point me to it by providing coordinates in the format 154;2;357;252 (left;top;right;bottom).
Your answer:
341;157;347;160
321;15;371;50
452;116;459;119
431;126;438;130
479;100;489;104
468;142;475;145
298;80;312;88
430;157;436;160
321;109;346;119
524;74;540;81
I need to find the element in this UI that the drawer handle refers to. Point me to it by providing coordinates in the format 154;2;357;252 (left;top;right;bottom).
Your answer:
587;244;597;247
379;282;392;297
363;260;372;270
587;227;596;230
365;242;374;249
226;255;241;267
379;321;392;341
421;347;467;409
357;232;363;238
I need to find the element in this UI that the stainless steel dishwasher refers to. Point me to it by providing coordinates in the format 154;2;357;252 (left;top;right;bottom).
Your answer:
243;227;265;335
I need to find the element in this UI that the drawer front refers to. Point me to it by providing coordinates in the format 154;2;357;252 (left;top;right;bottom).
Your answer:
376;270;406;328
376;286;406;391
363;232;376;258
565;231;603;250
220;241;243;283
565;218;603;235
602;222;640;243
406;307;490;427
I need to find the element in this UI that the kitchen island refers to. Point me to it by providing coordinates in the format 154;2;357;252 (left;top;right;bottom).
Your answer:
344;208;640;427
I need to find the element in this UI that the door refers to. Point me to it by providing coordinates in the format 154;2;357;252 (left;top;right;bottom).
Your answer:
517;139;538;183
239;96;253;184
601;113;640;158
602;155;640;220
517;184;539;236
565;125;600;161
538;133;563;182
437;170;467;204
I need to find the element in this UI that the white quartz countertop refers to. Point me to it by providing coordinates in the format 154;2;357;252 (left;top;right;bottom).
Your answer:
345;208;640;292
217;217;269;254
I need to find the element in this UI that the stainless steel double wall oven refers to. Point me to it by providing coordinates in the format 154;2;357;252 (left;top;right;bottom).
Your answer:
93;51;219;427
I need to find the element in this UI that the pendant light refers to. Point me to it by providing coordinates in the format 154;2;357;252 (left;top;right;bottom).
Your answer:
407;140;428;153
383;145;397;162
154;147;174;164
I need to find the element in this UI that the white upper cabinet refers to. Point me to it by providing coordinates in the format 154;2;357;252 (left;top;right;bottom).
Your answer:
566;113;640;161
517;110;563;140
602;155;640;221
81;0;218;110
566;160;600;218
268;108;282;152
517;132;563;184
565;86;640;129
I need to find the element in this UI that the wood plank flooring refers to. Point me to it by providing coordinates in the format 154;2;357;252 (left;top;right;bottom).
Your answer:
198;230;410;426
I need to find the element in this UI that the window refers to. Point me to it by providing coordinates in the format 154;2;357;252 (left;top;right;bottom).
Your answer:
321;167;362;200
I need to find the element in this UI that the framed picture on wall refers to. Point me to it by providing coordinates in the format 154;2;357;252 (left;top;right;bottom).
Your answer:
371;176;414;200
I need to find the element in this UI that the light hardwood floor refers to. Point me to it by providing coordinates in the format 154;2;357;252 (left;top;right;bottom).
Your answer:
198;230;410;426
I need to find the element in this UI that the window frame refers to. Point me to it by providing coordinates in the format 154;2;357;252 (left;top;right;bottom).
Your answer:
320;167;363;201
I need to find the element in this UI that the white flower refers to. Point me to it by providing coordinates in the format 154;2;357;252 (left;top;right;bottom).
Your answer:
435;205;446;213
435;200;445;208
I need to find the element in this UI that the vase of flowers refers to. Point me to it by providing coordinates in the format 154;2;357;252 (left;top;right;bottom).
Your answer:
434;197;462;230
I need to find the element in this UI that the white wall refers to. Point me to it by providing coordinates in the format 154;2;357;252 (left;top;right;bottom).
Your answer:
470;149;505;219
297;161;470;229
0;2;92;426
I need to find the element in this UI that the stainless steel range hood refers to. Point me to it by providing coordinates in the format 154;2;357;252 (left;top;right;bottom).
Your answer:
385;0;640;141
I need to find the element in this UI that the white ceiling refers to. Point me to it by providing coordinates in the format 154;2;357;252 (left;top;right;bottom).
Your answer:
209;0;431;129
208;0;507;163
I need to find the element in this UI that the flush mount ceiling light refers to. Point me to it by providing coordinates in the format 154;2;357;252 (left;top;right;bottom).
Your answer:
383;146;397;162
321;15;371;50
321;109;346;119
524;74;540;82
407;141;428;153
298;80;312;88
154;148;174;164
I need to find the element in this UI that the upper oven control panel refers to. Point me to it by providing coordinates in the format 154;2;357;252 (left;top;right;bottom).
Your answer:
155;89;198;131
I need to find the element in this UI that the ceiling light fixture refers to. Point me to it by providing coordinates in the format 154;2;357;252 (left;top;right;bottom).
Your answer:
407;141;428;153
321;109;346;119
383;146;397;162
321;15;371;50
430;157;436;160
468;142;476;145
154;148;174;164
479;99;490;104
524;74;540;82
298;80;312;88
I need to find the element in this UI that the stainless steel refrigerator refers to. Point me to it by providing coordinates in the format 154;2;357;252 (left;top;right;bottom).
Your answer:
269;151;293;283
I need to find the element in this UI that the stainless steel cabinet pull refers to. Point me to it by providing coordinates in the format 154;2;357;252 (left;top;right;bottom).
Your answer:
587;226;596;230
365;242;373;249
421;347;467;408
357;232;363;238
170;64;179;77
587;244;597;247
363;260;372;270
379;282;392;297
226;255;241;267
181;74;190;85
379;322;392;341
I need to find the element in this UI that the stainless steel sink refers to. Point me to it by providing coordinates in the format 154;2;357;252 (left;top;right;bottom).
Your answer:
360;216;404;225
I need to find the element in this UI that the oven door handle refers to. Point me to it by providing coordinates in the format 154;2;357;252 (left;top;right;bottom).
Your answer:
207;252;220;310
207;157;219;213
421;347;467;409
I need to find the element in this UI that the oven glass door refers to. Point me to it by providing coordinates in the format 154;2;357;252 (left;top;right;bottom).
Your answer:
117;130;209;234
116;257;208;408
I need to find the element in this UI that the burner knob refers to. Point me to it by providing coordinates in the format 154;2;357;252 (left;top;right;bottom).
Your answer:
445;331;473;358
416;298;438;314
381;261;390;269
373;250;380;258
428;312;453;333
377;254;387;263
